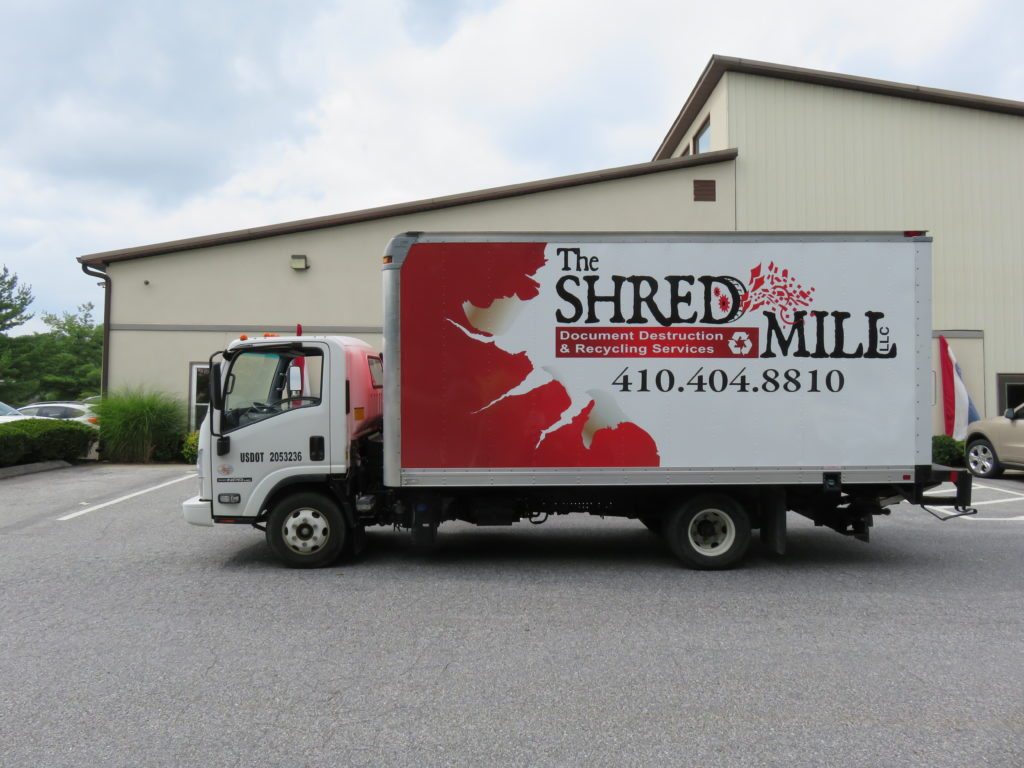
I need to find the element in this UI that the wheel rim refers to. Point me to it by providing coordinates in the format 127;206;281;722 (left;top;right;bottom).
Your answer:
281;508;330;555
687;508;736;556
968;444;993;475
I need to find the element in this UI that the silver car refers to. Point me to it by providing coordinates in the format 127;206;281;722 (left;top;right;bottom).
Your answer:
17;401;99;427
0;400;31;423
965;404;1024;477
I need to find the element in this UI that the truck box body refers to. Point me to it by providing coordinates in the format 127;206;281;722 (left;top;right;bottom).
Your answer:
383;233;932;488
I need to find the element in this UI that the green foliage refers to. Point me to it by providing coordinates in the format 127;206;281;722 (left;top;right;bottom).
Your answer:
0;265;34;334
95;389;187;463
932;435;966;466
0;420;97;467
0;303;102;404
0;426;27;466
182;431;199;465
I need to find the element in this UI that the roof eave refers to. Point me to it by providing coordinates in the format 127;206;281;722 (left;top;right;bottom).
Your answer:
79;149;738;266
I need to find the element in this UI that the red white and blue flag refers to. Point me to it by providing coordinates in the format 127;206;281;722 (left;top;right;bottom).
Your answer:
939;335;980;440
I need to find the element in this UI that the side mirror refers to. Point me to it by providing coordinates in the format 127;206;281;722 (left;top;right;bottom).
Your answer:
210;364;224;411
288;365;303;393
1005;408;1016;420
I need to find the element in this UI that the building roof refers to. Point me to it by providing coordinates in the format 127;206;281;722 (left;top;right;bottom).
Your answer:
78;149;737;266
653;55;1024;161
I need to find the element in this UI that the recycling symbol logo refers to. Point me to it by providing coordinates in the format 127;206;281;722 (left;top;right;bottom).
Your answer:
727;331;753;356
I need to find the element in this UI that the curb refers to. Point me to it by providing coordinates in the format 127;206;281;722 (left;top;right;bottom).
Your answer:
0;460;73;480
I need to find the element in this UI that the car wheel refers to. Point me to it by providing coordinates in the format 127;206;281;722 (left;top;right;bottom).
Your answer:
966;439;1004;478
266;491;346;568
665;494;751;570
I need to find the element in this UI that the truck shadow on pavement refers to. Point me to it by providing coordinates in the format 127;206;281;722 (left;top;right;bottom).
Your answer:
223;525;925;573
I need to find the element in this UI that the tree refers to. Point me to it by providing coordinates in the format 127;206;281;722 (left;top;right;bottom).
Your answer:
36;303;103;400
0;265;34;334
0;303;102;405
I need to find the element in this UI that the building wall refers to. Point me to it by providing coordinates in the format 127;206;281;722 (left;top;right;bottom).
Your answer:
726;72;1024;416
669;77;730;158
106;161;737;402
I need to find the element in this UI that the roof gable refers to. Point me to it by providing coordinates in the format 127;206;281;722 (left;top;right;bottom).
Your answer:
654;55;1024;161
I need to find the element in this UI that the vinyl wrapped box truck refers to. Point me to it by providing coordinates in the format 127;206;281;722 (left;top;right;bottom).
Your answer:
183;232;972;569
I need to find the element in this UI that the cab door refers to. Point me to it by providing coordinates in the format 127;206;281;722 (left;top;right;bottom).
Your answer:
211;342;332;519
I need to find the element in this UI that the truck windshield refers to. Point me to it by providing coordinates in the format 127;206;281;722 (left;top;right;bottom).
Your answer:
222;348;323;432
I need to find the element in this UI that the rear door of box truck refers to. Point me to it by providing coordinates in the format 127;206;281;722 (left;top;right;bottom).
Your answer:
383;233;931;488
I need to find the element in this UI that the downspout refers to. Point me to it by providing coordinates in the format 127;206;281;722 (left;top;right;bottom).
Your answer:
80;262;111;395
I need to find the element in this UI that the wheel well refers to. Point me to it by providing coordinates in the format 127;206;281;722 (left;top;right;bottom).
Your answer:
260;479;341;521
965;432;988;447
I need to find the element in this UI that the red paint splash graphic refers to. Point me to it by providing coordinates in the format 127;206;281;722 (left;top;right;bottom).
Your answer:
740;262;815;324
399;242;659;469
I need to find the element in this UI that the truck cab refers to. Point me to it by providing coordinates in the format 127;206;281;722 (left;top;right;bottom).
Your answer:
183;335;383;564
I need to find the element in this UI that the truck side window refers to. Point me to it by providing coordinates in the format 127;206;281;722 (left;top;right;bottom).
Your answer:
222;348;323;432
367;356;383;388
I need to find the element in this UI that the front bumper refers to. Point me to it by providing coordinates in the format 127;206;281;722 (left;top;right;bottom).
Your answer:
183;495;214;527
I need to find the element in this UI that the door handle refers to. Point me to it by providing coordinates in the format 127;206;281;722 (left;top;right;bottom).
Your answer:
310;436;325;461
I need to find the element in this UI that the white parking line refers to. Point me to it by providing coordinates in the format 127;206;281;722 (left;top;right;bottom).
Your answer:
970;497;1024;506
57;474;195;521
974;483;1024;499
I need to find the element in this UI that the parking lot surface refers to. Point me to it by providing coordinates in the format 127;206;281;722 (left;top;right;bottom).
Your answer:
1;464;1022;767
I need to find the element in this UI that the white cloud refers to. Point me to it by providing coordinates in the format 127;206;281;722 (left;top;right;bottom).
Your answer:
0;0;1018;333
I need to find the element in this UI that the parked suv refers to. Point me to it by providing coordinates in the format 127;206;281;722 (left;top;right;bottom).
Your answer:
965;404;1024;477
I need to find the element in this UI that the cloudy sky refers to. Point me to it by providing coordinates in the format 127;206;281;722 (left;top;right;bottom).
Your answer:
2;0;1021;333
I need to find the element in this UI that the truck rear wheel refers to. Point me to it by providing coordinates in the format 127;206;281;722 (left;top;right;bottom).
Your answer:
666;494;750;570
266;491;346;568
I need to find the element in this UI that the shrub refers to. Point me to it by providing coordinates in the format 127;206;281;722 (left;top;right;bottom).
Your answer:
0;420;96;467
0;426;28;466
95;389;187;463
932;434;965;467
182;431;199;465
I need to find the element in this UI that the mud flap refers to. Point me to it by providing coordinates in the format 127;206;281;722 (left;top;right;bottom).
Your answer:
760;488;787;556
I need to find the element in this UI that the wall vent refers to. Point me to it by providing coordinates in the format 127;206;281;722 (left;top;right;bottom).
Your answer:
693;179;716;202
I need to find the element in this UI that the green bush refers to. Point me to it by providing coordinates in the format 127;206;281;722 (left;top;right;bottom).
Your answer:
0;420;97;467
932;434;966;466
95;389;187;463
0;426;28;466
182;431;199;465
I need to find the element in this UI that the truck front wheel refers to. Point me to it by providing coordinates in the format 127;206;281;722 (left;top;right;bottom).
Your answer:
266;491;347;568
666;494;751;570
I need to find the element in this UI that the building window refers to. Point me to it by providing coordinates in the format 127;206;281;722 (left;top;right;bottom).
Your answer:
693;117;711;154
997;373;1024;413
189;363;210;431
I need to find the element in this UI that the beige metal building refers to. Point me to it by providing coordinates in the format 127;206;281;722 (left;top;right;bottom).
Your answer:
80;56;1024;433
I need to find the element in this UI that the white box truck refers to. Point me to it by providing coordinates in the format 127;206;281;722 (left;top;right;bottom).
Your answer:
183;232;972;569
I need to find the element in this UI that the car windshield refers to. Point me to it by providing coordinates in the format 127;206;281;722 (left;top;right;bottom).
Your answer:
0;401;19;416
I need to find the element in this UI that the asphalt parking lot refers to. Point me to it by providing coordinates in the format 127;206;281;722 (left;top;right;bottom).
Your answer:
1;464;1021;767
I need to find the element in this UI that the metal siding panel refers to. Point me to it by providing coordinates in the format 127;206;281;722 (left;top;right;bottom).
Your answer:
730;72;1024;417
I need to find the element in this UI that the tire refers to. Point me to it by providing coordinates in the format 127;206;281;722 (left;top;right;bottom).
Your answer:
665;494;751;570
966;439;1004;478
266;491;346;568
639;516;664;534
